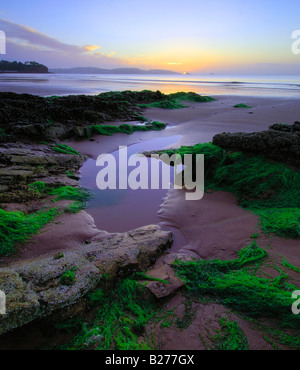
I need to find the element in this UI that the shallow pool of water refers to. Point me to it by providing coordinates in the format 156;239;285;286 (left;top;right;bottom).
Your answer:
79;135;182;234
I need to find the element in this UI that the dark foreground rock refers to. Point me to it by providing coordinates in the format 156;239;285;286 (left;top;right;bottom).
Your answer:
0;90;167;142
213;122;300;166
0;224;173;335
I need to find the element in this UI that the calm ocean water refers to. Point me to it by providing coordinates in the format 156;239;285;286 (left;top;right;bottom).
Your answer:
0;73;299;98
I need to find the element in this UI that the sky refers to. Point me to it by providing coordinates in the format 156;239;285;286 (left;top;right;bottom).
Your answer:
0;0;300;74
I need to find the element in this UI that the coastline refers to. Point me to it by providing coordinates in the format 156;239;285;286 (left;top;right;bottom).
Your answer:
0;90;299;350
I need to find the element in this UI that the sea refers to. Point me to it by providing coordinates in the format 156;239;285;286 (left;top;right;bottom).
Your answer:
0;73;299;98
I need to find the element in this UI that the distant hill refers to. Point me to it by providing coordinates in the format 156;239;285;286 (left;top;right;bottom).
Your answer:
49;67;181;75
0;60;49;73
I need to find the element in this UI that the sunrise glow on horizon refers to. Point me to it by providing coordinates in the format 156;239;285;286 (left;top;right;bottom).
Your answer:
0;0;300;74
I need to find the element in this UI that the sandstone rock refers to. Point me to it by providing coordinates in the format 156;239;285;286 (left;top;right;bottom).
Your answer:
143;252;192;299
144;264;184;299
213;124;300;166
0;225;173;335
0;143;86;202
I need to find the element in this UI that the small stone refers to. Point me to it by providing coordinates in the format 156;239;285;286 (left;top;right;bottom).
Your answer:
53;252;64;260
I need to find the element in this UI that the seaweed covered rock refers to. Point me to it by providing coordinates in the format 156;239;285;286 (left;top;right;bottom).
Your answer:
213;123;300;166
0;225;173;335
269;122;300;133
0;91;171;142
0;143;86;202
0;90;215;142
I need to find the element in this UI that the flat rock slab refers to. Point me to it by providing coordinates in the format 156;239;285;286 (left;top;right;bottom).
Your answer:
143;252;192;299
0;225;172;335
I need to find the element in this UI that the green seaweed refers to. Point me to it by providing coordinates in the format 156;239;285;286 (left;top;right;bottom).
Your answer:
47;186;90;202
215;318;248;350
175;299;197;329
138;99;187;109
88;121;166;137
47;186;91;213
0;208;61;256
160;319;172;328
173;242;300;328
169;92;216;103
66;279;157;350
136;115;148;122
234;103;252;108
28;181;46;194
138;92;216;109
27;182;88;213
65;201;86;214
133;271;170;284
52;143;81;155
60;269;76;286
281;258;300;273
148;121;167;130
255;208;300;239
272;330;300;349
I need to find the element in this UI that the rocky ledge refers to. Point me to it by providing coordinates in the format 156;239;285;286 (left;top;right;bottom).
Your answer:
0;90;167;142
0;142;87;203
0;225;173;335
213;121;300;166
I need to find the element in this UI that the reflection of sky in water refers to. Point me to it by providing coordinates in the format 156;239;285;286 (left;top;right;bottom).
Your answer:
79;135;181;208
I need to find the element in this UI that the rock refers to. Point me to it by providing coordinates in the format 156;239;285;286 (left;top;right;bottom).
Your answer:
213;123;300;166
144;264;184;299
269;122;300;132
0;225;173;335
143;252;192;299
0;91;153;142
0;143;86;202
0;91;173;143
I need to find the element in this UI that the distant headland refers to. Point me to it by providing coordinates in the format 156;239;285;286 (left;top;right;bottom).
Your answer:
0;61;183;75
0;60;49;73
49;67;182;75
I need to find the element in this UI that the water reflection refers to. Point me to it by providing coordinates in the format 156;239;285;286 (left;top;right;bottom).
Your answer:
79;135;182;233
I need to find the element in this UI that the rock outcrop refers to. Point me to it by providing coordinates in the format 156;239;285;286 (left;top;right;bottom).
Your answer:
0;143;87;203
0;91;168;142
0;225;173;335
213;122;300;166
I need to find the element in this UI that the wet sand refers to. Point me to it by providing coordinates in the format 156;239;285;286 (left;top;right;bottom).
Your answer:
144;95;300;146
68;95;300;157
158;189;259;260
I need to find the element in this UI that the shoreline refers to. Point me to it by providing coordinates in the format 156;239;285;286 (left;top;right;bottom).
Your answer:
1;72;300;99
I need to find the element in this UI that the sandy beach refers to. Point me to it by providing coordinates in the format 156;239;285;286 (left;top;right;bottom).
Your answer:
0;91;299;350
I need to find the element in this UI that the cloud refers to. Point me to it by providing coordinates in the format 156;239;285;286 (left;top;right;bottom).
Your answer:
0;18;127;68
84;45;100;52
0;18;80;53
